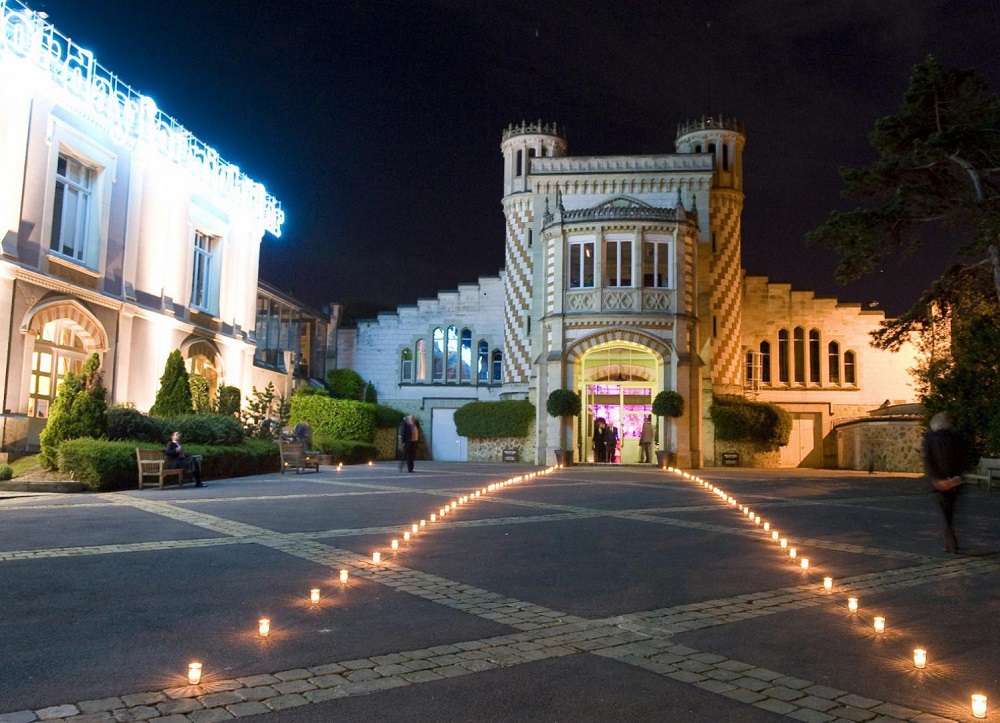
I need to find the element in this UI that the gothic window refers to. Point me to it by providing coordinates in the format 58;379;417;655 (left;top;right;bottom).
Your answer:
50;153;96;266
415;339;427;381
760;341;771;383
401;348;413;382
516;149;523;177
793;327;805;384
605;236;632;287
491;349;502;383
460;329;472;382
809;329;821;384
778;330;789;383
722;143;730;171
828;341;840;384
477;340;489;382
642;235;671;288
446;326;459;382
568;236;595;288
432;328;444;382
844;350;857;385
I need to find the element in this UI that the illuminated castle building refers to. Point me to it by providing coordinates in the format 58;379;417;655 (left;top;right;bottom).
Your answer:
341;120;919;468
0;1;312;450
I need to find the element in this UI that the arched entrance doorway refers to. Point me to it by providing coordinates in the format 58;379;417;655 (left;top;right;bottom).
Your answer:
579;342;657;463
182;339;223;410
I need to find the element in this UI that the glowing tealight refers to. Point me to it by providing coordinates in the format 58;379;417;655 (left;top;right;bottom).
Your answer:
310;588;320;604
873;616;885;633
412;524;419;533
771;531;779;541
780;539;788;549
848;597;859;612
789;548;797;559
913;648;926;669
339;569;349;583
373;551;381;564
391;539;399;551
403;531;410;541
972;694;987;719
754;516;761;525
451;501;457;509
430;514;437;522
258;618;270;637
763;522;770;531
800;558;809;570
368;461;373;466
187;662;202;685
823;577;833;591
420;519;426;527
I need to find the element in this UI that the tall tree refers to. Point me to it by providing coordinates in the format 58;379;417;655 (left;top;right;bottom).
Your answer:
806;56;1000;317
150;349;193;418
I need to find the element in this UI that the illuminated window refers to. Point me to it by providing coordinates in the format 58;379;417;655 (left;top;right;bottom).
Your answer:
642;235;671;288
191;231;220;313
460;329;472;382
401;348;413;381
50;153;95;266
432;328;444;382
568;236;595;288
759;341;771;383
809;329;820;383
793;327;805;384
477;340;489;382
844;350;856;385
415;339;427;381
605;236;633;287
828;341;840;384
29;320;88;418
491;349;502;383
446;326;458;383
778;330;789;383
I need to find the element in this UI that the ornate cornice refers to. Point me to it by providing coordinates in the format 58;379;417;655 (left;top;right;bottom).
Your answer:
531;155;712;175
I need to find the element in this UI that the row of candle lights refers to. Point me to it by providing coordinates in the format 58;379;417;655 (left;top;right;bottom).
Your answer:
663;465;990;720
184;465;559;688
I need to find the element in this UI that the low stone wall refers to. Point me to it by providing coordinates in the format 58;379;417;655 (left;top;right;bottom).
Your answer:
713;441;782;468
468;436;533;463
835;418;923;472
374;428;397;461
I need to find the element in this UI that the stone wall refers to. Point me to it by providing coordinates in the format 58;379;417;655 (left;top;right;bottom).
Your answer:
467;425;536;464
374;428;397;461
835;418;924;472
713;440;782;468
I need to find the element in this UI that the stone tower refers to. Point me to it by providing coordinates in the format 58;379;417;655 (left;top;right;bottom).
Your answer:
675;116;746;394
499;121;567;395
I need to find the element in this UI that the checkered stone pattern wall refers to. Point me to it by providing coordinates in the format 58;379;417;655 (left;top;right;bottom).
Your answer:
502;198;534;384
710;191;744;389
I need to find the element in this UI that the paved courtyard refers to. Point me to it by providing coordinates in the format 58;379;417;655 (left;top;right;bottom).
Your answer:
1;463;998;722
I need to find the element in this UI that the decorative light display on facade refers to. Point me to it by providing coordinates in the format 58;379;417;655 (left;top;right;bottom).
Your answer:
0;0;284;236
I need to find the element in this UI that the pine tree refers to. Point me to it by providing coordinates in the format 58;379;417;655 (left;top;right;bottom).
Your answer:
150;349;193;418
38;353;108;469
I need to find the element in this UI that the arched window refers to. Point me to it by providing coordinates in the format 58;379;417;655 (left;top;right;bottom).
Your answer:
477;340;489;382
446;326;459;383
415;339;427;381
516;149;523;176
760;341;771;384
844;350;856;385
29;319;88;418
491;349;503;383
777;330;789;383
400;348;413;382
432;328;444;382
828;341;840;384
793;327;805;384
460;329;472;382
809;329;820;384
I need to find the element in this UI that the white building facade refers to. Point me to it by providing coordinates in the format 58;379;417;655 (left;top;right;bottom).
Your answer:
345;117;918;468
0;1;287;450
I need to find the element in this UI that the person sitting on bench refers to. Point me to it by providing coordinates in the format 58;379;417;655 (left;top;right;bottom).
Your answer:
164;431;204;487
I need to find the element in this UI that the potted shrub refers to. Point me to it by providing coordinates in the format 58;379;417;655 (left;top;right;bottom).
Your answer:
651;390;684;467
546;388;582;466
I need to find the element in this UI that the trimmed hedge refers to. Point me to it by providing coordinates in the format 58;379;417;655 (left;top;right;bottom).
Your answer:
163;413;245;446
546;389;581;418
108;406;170;443
454;400;535;438
374;404;405;429
57;438;280;492
290;395;375;443
312;433;378;464
709;395;792;448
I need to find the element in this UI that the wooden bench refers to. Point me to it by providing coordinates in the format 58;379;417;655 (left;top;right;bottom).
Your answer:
962;457;1000;492
136;448;187;489
279;441;320;474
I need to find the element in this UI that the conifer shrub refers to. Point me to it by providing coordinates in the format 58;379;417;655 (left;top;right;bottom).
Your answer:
39;353;108;469
454;400;535;438
150;350;193;417
241;383;289;438
214;385;241;417
189;376;211;414
710;395;792;448
0;464;13;481
364;381;378;404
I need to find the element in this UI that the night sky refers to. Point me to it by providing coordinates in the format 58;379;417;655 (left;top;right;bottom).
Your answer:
31;0;1000;317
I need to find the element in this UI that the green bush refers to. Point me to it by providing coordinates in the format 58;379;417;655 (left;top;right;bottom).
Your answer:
455;400;535;438
189;376;211;414
546;389;581;418
0;463;12;481
150;349;193;417
166;413;244;445
374;404;405;429
108;405;170;443
710;395;792;448
364;381;378;404
57;438;280;492
39;353;108;469
326;369;365;400
290;394;375;443
241;382;289;439
312;434;378;464
214;385;241;417
652;390;685;418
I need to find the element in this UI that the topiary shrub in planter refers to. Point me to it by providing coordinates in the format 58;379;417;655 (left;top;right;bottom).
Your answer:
546;389;581;465
652;390;685;466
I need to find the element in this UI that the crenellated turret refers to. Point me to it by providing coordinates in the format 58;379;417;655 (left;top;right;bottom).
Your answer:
675;115;745;192
501;120;568;196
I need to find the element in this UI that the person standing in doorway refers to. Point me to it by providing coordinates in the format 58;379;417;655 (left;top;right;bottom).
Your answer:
604;423;618;464
399;415;419;473
921;412;969;554
593;418;607;463
639;415;655;463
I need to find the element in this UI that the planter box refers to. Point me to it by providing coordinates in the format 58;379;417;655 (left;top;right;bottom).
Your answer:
554;449;574;467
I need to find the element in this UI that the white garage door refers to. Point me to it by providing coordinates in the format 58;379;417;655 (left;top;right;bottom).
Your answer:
431;408;467;462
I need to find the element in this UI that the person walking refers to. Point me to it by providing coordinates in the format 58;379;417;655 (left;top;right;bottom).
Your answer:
164;431;204;487
921;412;969;554
639;414;655;463
398;415;419;473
